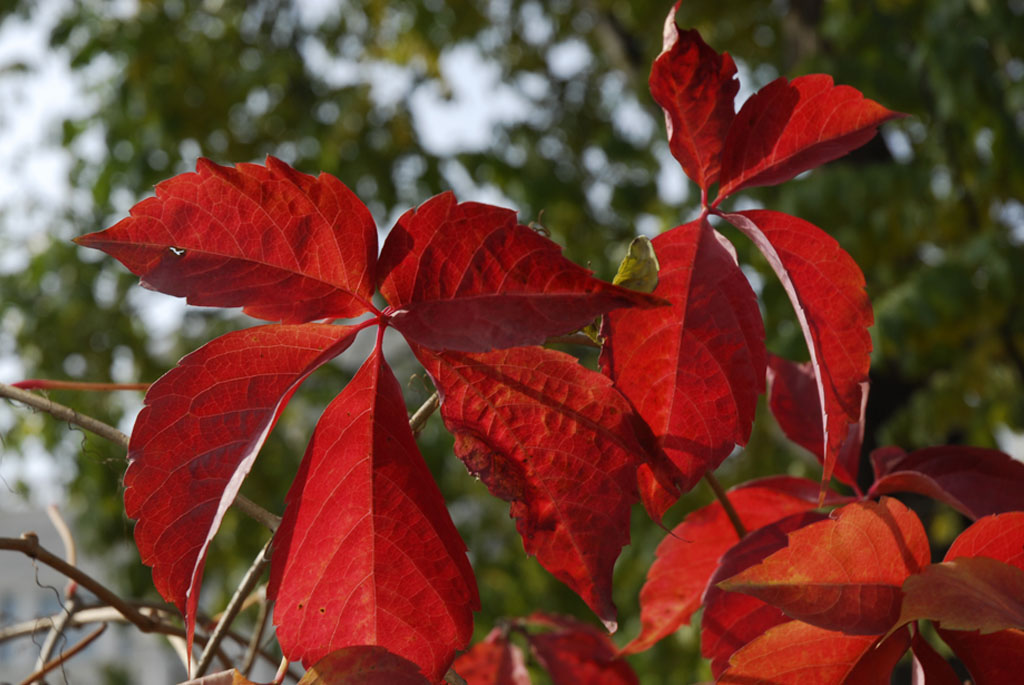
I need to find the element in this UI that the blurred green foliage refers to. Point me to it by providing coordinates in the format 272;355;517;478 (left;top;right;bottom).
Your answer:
0;0;1021;682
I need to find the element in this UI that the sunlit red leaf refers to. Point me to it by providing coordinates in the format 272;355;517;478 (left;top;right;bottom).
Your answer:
944;512;1024;568
601;220;764;512
453;628;531;685
526;613;638;685
377;192;663;352
701;511;827;676
718;621;910;685
868;446;1024;519
720;498;930;635
721;210;871;494
909;630;962;685
649;3;737;191
268;345;478;681
297;646;433;685
716;75;905;199
124;323;359;654
75;157;377;323
415;344;649;631
620;476;845;654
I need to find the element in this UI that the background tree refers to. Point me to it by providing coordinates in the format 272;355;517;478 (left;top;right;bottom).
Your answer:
0;1;1021;682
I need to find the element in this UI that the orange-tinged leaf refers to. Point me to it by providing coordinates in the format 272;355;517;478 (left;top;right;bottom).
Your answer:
297;646;433;685
719;498;930;635
453;628;531;685
124;323;360;655
268;344;478;682
415;344;650;631
75;157;377;323
945;511;1024;569
525;613;638;685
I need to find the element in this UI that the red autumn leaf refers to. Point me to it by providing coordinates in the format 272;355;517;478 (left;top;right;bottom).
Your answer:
935;627;1024;685
766;353;865;488
719;621;910;684
74;157;377;323
525;613;638;685
649;3;738;192
945;511;1024;568
453;628;531;685
701;510;827;676
297;646;433;685
414;344;649;631
721;209;872;494
268;344;478;681
715;74;905;200
601;219;765;512
719;498;930;635
377;192;663;353
124;323;360;654
868;446;1024;519
909;630;963;685
620;476;846;654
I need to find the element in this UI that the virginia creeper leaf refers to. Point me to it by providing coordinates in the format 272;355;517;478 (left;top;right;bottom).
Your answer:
526;613;639;685
944;511;1024;568
124;323;359;655
297;646;433;685
701;510;827;676
935;627;1024;685
377;192;663;352
868;446;1024;519
268;345;478;681
453;628;531;685
719;498;930;635
716;74;905;199
649;3;738;191
414;344;649;631
897;557;1024;634
909;630;962;685
75;157;377;323
601;219;765;513
722;209;872;494
620;476;845;654
719;621;910;685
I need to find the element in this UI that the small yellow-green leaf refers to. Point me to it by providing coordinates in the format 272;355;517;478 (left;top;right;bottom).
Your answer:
613;236;660;293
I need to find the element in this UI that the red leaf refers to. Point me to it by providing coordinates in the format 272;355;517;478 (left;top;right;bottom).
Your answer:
721;210;872;494
868;446;1024;519
649;4;737;191
268;344;478;681
909;630;962;685
414;344;648;631
701;510;827;676
719;498;930;635
377;192;663;352
620;476;842;654
935;627;1024;685
719;621;910;685
601;220;765;510
124;323;359;654
526;613;638;685
75;157;377;323
297;646;433;685
716;74;905;199
453;629;531;685
767;353;864;488
944;511;1024;568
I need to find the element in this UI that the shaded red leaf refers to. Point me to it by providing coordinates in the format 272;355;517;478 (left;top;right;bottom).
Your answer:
75;157;377;323
649;4;737;191
868;446;1024;519
767;353;865;488
453;628;531;685
414;344;649;631
721;210;872;494
909;630;962;685
124;323;360;654
935;626;1024;685
268;344;478;681
525;613;638;685
716;74;905;199
620;476;846;654
297;646;433;685
701;510;827;676
377;192;663;352
719;498;930;635
601;220;765;513
945;511;1024;568
719;621;910;685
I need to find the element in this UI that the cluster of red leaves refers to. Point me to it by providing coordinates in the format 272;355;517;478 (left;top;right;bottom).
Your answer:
73;2;1024;683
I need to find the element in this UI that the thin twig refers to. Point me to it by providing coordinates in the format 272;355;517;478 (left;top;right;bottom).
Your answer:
241;594;270;676
704;472;746;539
445;668;469;685
13;379;150;392
19;623;107;685
34;506;80;677
409;392;439;435
195;538;273;677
